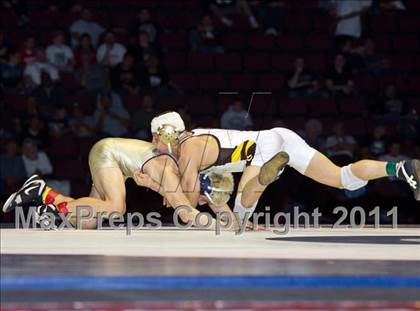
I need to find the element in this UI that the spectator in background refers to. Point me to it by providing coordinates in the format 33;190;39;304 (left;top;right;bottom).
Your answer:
206;0;259;28
131;94;155;139
287;57;321;97
2;0;29;26
96;31;127;68
0;50;23;90
19;35;37;65
303;119;325;150
220;98;253;130
140;55;169;92
379;141;408;173
47;106;71;138
368;125;388;156
129;8;159;43
21;138;52;177
23;116;48;148
24;49;60;85
251;0;286;36
357;38;388;76
33;71;64;117
70;8;105;47
110;53;141;96
325;54;354;96
21;138;71;196
190;15;224;54
73;34;106;94
69;102;96;137
19;74;37;95
127;31;159;66
325;121;356;159
332;0;371;48
0;31;13;62
46;31;74;72
378;84;408;117
93;91;130;137
0;140;26;194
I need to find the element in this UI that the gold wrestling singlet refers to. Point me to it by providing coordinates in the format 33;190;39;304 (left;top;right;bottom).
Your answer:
88;138;159;179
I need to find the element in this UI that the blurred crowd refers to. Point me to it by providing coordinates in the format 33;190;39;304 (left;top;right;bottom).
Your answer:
0;0;419;218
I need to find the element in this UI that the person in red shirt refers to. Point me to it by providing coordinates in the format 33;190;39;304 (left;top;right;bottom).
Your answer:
19;35;37;65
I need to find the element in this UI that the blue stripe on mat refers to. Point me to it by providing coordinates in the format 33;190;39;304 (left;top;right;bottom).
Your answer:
2;276;420;290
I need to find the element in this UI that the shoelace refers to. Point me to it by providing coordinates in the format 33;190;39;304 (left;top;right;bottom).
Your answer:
396;161;417;189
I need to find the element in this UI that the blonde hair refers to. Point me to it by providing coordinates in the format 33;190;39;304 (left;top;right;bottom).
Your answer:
206;172;234;206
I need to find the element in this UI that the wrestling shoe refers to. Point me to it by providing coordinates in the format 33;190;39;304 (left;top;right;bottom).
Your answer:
35;204;61;230
259;151;290;186
2;175;46;213
396;159;420;201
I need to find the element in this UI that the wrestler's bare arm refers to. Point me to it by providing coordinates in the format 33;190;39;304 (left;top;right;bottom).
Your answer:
178;142;202;208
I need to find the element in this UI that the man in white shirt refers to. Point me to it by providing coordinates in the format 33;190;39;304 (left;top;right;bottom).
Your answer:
96;31;127;67
334;0;372;39
46;32;74;72
21;139;71;196
21;139;53;177
220;98;253;130
70;8;105;47
24;50;60;85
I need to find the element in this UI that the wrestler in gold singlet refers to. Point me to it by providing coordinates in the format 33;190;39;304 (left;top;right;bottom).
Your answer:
88;138;159;179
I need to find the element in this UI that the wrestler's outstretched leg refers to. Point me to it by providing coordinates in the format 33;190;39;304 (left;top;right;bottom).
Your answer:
304;151;420;200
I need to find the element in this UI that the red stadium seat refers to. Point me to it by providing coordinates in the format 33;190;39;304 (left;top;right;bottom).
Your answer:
271;54;295;71
399;14;420;33
164;52;186;71
393;35;419;51
343;118;367;136
247;34;275;51
187;54;215;71
248;96;276;117
313;14;334;33
159;31;187;50
307;98;337;116
257;74;285;92
229;74;257;91
5;94;26;112
285;15;311;33
370;15;397;33
243;53;270;71
387;55;414;71
373;36;391;51
282;117;305;131
28;11;55;29
305;34;331;51
199;74;227;91
303;53;327;72
170;73;197;92
339;98;366;116
125;95;143;113
222;32;246;50
187;96;215;116
53;159;85;180
277;98;307;115
214;53;242;72
276;35;303;51
48;136;79;158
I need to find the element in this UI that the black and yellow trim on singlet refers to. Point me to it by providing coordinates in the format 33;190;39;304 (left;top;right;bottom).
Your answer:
179;132;257;170
219;140;256;167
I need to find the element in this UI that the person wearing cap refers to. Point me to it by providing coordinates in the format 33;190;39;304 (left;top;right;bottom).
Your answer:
150;112;420;225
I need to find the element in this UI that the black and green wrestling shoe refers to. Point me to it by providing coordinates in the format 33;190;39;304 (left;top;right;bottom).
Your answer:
396;159;420;201
258;151;290;186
